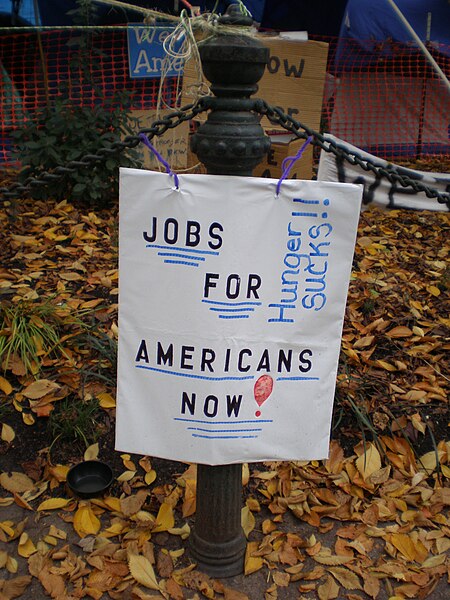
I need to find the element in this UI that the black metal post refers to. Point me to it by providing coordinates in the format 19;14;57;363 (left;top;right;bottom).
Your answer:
189;7;270;578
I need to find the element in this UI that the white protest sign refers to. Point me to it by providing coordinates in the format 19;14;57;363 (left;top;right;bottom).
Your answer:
116;169;362;465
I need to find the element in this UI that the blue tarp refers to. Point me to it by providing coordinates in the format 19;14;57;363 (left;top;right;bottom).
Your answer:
335;0;450;71
0;0;38;24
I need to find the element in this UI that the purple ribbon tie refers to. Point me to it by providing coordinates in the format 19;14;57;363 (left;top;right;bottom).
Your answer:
139;133;180;189
276;136;313;196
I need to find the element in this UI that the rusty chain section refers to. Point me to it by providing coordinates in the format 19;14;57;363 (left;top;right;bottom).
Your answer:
0;98;449;207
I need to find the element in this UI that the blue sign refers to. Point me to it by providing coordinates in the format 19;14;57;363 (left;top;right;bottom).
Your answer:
127;25;184;79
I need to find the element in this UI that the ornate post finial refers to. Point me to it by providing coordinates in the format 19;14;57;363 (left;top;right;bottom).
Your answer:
190;9;270;176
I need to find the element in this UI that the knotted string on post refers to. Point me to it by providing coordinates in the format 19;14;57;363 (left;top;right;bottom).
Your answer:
276;136;313;196
139;133;180;190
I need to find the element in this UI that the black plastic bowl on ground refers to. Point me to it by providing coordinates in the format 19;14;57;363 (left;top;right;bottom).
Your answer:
67;460;113;498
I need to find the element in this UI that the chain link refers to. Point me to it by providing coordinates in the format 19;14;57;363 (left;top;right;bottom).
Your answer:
1;97;449;207
257;101;450;207
0;101;207;201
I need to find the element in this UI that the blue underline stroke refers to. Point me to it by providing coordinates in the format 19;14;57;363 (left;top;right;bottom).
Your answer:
136;365;255;381
219;315;249;319
187;427;263;433
192;434;259;440
210;307;255;313
174;418;273;424
146;244;219;255
164;259;199;267
158;252;205;261
202;300;262;306
292;212;318;217
277;376;320;381
293;198;319;204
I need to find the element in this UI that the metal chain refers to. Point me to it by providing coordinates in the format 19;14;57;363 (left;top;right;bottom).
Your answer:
0;101;207;201
1;97;449;207
256;101;450;207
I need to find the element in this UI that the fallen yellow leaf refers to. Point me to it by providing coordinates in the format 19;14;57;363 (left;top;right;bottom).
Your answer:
356;443;382;481
0;550;7;568
37;497;71;511
386;326;413;338
22;379;60;400
153;502;174;533
421;554;446;568
427;285;441;296
22;413;35;426
390;533;417;562
128;554;159;590
97;392;116;408
117;470;136;482
168;523;190;540
1;423;15;443
328;567;362;590
18;532;37;558
244;541;263;575
0;574;32;598
47;465;69;483
0;375;13;395
13;495;33;511
375;359;397;372
0;472;34;494
353;335;375;349
6;555;18;573
101;496;121;512
314;550;353;566
182;477;196;518
84;443;99;461
73;504;101;538
419;450;445;473
144;470;156;486
48;525;67;540
242;463;250;486
0;521;15;538
318;575;340;600
241;506;256;538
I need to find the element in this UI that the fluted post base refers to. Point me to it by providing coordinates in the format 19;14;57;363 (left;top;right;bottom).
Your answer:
190;464;246;577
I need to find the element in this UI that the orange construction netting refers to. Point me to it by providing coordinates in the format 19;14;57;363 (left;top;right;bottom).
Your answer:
1;29;449;166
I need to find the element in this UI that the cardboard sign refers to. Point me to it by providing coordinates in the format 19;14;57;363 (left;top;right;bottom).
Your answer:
129;110;188;171
256;38;329;133
127;25;184;79
318;134;450;212
116;170;362;465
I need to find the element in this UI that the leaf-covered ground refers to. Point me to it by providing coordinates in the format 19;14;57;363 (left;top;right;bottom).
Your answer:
0;195;449;600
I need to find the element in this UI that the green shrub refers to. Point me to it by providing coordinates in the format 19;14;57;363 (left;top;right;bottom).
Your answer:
12;97;140;206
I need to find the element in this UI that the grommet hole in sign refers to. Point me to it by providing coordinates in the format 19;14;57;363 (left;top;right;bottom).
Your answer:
275;136;313;197
139;133;180;191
